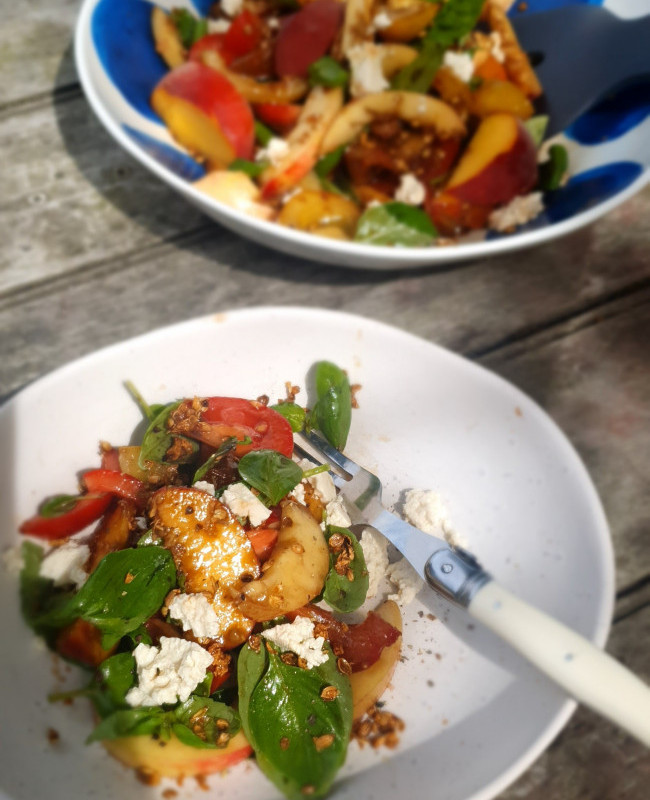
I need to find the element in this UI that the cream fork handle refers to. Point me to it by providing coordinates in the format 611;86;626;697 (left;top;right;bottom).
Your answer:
467;580;650;746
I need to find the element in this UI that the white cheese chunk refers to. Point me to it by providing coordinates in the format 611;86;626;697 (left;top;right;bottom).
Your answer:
394;173;426;206
261;617;328;669
442;50;475;83
221;482;272;527
325;496;351;528
387;558;424;606
207;18;231;34
297;459;337;504
221;0;243;17
488;192;544;232
348;43;389;98
372;11;392;30
488;31;505;63
39;540;90;589
126;637;213;707
255;137;290;166
2;543;24;575
359;528;389;599
404;488;467;549
193;480;216;496
290;482;306;505
168;593;221;639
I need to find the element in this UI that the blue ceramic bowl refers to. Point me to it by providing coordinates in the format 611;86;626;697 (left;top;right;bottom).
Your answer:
75;0;650;269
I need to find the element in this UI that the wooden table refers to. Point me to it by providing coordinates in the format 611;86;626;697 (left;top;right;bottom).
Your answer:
1;3;648;797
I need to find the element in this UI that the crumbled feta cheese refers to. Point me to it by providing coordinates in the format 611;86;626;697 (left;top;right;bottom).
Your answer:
359;528;389;598
221;0;243;17
134;515;148;531
394;173;426;206
442;50;475;83
126;637;213;707
325;496;351;528
387;558;423;606
488;192;544;232
291;482;306;505
489;31;505;63
372;11;392;30
267;16;280;29
39;540;90;589
404;488;467;549
207;18;231;34
2;543;24;575
256;137;290;166
221;483;271;527
193;480;216;496
261;617;328;669
297;458;337;504
168;593;221;639
348;43;389;98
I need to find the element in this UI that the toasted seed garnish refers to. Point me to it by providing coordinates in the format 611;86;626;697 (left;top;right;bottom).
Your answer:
337;657;352;675
320;685;339;701
313;734;335;752
280;736;290;750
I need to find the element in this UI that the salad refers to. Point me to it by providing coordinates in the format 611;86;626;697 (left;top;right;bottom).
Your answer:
148;0;567;247
17;363;405;799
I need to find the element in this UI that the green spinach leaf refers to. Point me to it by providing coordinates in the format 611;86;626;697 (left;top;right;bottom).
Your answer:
170;9;208;49
538;144;568;191
309;57;349;88
355;202;437;247
238;450;303;506
193;436;238;483
19;541;74;644
238;640;353;800
139;401;198;468
228;158;267;179
523;115;549;148
309;361;352;450
322;526;369;613
269;402;306;433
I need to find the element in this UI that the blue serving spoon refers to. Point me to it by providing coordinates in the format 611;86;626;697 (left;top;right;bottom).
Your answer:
511;4;650;136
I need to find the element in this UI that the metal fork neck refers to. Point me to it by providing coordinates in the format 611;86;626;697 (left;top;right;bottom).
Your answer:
425;549;491;608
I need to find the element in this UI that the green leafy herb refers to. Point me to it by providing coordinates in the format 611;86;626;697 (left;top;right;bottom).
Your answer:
523;115;549;148
322;526;369;613
136;530;161;547
30;547;177;649
270;402;306;433
125;380;159;421
301;463;329;479
170;9;208;49
355;202;437;247
19;541;74;644
538;144;568;191
238;640;352;800
238;450;303;505
314;146;345;180
255;120;274;146
309;361;352;450
193;436;239;483
39;494;82;518
139;401;198;468
392;0;484;92
229;158;267;179
309;57;349;88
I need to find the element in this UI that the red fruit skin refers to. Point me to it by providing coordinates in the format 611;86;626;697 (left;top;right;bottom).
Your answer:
274;0;344;78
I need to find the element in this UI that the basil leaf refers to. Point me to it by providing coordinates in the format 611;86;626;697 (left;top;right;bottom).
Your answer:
393;0;484;92
19;541;73;643
238;450;303;506
139;401;198;468
322;527;369;613
125;380;157;421
310;361;352;450
523;115;549;148
355;202;437;247
97;652;137;708
315;146;345;180
87;707;169;743
193;436;238;483
309;57;349;88
270;403;306;433
538;144;568;191
170;9;208;49
228;158;267;179
238;641;352;800
174;696;241;748
255;120;274;146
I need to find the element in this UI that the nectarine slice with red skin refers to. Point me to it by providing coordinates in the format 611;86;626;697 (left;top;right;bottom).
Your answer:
446;113;538;207
103;729;252;779
152;62;254;168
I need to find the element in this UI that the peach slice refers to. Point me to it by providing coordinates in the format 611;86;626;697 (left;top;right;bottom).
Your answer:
375;2;439;44
319;91;465;155
103;729;252;779
193;171;273;221
151;62;254;169
260;87;344;199
151;8;186;70
470;80;534;120
446;113;538;207
349;600;402;720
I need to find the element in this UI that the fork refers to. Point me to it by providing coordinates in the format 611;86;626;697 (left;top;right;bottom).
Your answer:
294;430;650;746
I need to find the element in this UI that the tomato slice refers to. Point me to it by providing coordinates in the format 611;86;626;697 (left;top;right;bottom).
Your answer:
19;493;113;540
425;191;491;237
190;10;265;67
201;397;294;457
289;606;401;671
274;0;344;78
253;102;301;134
246;527;279;561
83;469;146;505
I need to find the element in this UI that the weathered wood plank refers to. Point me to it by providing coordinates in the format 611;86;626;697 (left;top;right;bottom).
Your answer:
0;2;79;108
497;605;650;800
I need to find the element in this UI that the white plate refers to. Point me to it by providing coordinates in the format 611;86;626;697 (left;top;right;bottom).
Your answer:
0;307;613;800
